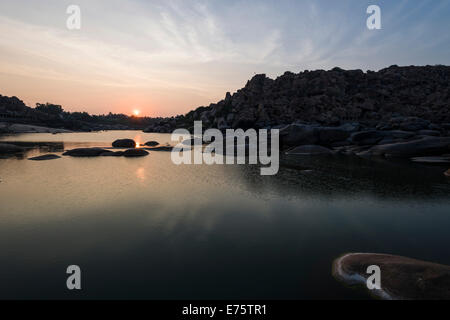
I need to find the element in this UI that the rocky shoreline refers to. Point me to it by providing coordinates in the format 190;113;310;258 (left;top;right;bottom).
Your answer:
2;65;450;173
143;65;450;133
140;65;450;172
278;120;450;161
0;122;72;134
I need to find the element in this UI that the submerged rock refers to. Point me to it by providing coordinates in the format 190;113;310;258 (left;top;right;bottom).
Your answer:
144;141;159;147
144;146;173;152
28;154;61;161
332;253;450;300
112;139;136;148
123;149;149;157
63;148;111;157
286;145;333;155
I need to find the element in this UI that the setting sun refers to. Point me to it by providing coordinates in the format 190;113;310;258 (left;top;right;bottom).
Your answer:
133;109;140;116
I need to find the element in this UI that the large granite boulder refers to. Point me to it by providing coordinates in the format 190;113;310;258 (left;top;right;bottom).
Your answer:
317;127;351;145
398;117;431;131
350;131;385;146
112;139;136;148
279;124;318;148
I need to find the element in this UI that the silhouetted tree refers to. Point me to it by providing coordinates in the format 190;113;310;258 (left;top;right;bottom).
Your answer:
35;103;64;115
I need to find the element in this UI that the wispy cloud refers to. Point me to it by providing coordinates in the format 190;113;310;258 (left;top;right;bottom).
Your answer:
0;0;449;115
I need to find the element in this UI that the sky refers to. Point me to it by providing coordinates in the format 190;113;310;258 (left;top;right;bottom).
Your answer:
0;0;449;117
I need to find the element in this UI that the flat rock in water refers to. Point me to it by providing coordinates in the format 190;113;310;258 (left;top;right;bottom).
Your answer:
350;130;385;146
123;149;149;157
144;146;173;152
28;154;61;161
358;137;450;158
0;143;25;154
144;141;159;147
112;139;136;148
332;253;450;300
286;145;333;155
410;156;450;164
417;130;441;137
63;148;111;157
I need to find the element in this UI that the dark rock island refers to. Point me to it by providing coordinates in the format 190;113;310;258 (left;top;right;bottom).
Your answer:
332;253;450;300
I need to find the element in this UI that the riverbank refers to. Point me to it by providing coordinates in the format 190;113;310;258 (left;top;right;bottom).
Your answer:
0;122;72;134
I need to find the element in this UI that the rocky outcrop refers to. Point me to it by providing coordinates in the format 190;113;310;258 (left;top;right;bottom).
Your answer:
143;65;450;133
332;253;450;300
139;66;450;164
112;139;136;148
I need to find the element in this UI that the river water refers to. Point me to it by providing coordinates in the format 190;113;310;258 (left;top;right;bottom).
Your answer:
1;131;449;299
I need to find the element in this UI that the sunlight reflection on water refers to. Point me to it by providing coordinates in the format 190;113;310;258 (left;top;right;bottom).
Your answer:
0;131;450;299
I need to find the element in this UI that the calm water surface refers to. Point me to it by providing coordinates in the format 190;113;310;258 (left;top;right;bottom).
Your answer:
1;131;450;299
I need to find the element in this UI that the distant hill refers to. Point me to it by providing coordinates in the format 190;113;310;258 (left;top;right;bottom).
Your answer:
0;95;154;132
